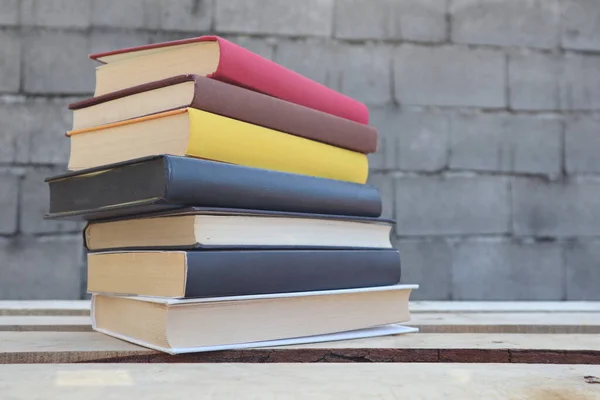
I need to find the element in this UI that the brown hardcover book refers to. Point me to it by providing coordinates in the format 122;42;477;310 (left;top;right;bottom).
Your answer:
69;75;378;154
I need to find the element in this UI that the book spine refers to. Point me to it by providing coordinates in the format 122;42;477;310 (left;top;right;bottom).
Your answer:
192;77;378;154
209;37;369;125
68;75;195;110
184;249;401;297
164;156;382;217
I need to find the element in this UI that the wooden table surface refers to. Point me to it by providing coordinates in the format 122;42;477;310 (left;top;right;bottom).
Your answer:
2;363;599;400
3;301;600;399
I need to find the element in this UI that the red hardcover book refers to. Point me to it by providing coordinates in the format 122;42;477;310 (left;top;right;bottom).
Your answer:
90;36;369;124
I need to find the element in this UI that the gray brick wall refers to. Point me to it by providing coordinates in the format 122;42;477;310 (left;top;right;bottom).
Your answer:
333;0;447;42
394;45;506;108
450;0;561;49
0;0;599;300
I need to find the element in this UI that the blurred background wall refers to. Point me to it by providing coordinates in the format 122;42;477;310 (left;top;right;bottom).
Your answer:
0;0;599;300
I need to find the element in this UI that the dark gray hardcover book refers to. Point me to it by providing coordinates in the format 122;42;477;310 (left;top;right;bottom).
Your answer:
88;249;402;298
45;155;382;221
184;249;401;297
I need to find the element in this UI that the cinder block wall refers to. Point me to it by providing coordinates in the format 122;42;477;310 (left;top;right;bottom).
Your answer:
1;0;599;300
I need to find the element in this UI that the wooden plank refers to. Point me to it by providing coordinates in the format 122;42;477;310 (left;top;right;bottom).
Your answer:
2;332;599;364
0;301;90;316
0;316;92;332
410;301;600;313
1;363;599;400
411;312;600;333
3;300;600;316
3;312;600;334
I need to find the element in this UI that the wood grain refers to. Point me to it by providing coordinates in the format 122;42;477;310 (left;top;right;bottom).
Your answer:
1;363;599;400
411;312;600;333
410;301;600;313
0;301;90;316
2;332;599;364
0;316;92;332
3;312;600;334
5;302;600;366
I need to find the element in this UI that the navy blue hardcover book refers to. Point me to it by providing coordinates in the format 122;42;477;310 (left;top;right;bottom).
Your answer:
45;155;382;221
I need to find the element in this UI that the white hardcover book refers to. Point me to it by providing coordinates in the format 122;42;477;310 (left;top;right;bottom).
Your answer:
91;284;419;354
94;324;419;355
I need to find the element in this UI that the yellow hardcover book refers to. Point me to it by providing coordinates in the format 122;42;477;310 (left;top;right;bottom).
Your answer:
67;108;368;183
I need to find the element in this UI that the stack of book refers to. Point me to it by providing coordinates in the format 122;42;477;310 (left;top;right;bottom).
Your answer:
44;36;418;354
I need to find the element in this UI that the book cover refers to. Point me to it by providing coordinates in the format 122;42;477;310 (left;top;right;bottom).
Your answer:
69;75;378;154
94;323;419;355
91;285;419;354
45;155;383;221
66;108;369;183
90;36;369;124
87;249;402;298
84;207;395;251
